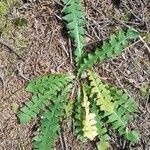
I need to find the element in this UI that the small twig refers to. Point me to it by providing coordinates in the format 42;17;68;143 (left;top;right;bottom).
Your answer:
68;38;73;64
123;37;146;51
54;13;63;20
62;132;69;150
59;131;65;150
123;3;142;22
70;82;76;99
0;39;25;61
17;63;30;81
111;17;138;31
145;89;150;113
54;0;64;7
60;39;69;57
139;36;150;54
3;85;25;101
59;129;68;150
110;64;128;93
61;0;72;13
56;40;69;70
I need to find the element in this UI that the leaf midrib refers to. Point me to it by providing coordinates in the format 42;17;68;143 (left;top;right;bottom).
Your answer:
90;71;113;112
41;97;62;149
72;4;82;64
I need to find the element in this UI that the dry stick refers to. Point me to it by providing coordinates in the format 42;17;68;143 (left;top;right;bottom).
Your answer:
62;131;69;150
145;89;150;113
59;129;68;150
68;38;73;64
124;36;146;50
54;0;64;7
59;131;65;150
0;39;25;61
56;40;69;70
17;63;30;81
139;36;150;54
3;85;25;101
123;3;142;22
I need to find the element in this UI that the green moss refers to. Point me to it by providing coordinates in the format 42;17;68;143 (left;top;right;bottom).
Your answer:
13;17;28;27
140;84;148;97
0;0;28;53
0;2;8;14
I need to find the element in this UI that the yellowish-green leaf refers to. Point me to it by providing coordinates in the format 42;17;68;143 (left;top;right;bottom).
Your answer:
97;141;110;150
65;100;73;128
82;113;98;140
88;70;114;112
82;84;98;140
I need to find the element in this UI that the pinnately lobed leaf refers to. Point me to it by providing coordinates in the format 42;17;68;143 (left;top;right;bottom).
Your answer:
91;104;110;150
18;74;74;124
78;28;139;75
88;70;114;112
124;130;139;143
105;86;139;142
62;0;86;67
82;84;98;140
33;84;73;150
74;86;85;140
86;70;139;145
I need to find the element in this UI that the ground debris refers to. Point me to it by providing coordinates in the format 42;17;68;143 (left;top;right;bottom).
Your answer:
0;0;150;150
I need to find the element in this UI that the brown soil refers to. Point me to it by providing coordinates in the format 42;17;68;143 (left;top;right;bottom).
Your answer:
0;0;150;150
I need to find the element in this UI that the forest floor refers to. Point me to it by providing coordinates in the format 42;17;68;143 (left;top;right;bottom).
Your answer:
0;0;150;150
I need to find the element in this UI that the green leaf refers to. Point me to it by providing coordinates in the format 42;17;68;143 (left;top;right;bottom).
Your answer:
88;70;114;112
82;84;98;140
126;28;139;39
18;74;74;124
125;131;139;143
91;104;110;150
78;28;140;75
105;86;139;139
74;86;85;140
62;0;86;67
65;100;73;128
33;84;72;150
97;141;110;150
18;113;31;124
